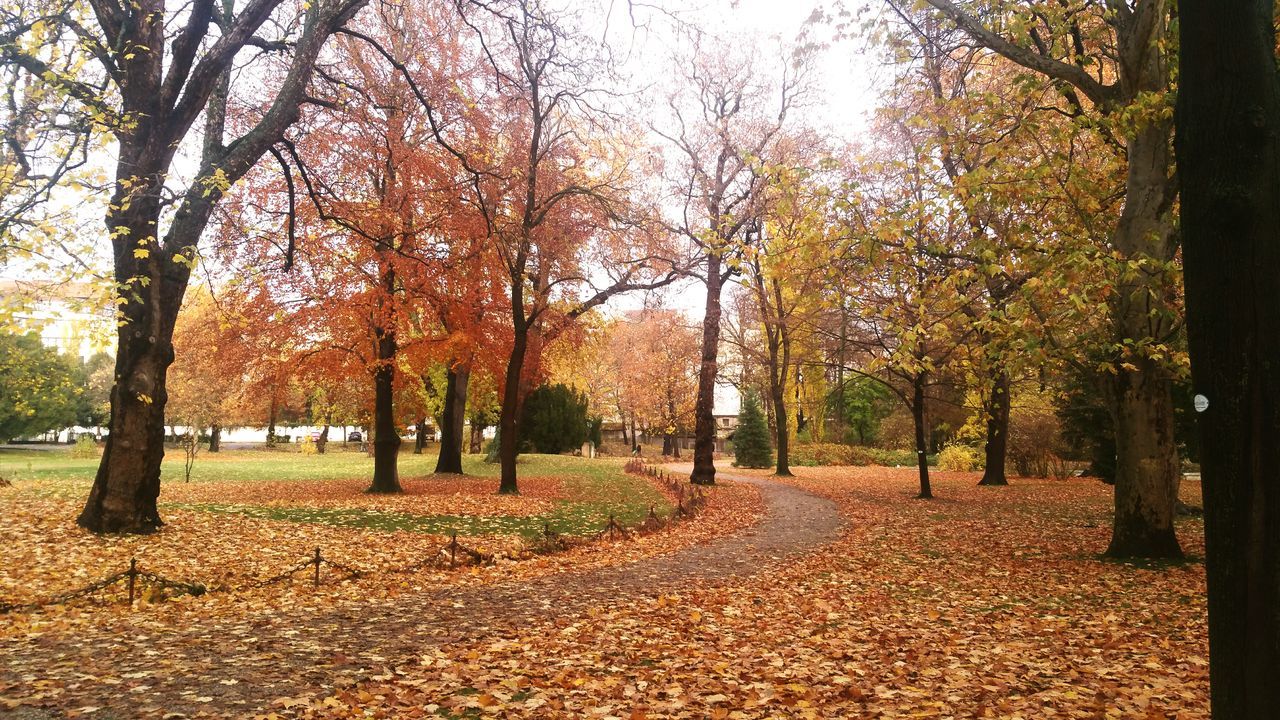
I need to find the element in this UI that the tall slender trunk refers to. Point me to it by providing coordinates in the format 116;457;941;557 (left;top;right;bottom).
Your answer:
630;415;638;452
435;363;469;474
367;265;402;494
498;320;528;495
691;253;723;485
414;416;427;455
468;421;484;454
912;372;932;500
208;424;221;453
316;424;328;454
1177;5;1280;712
978;368;1010;486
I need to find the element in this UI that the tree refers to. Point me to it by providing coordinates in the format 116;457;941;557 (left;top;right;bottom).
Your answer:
658;31;809;485
519;383;590;454
2;0;370;532
732;389;773;469
743;153;833;476
0;332;79;440
909;0;1182;558
167;286;247;459
416;0;680;494
1176;2;1280;713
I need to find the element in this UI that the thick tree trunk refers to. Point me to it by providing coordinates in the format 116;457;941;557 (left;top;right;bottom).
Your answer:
469;421;484;454
77;189;187;533
498;323;528;495
1104;357;1181;557
771;377;792;477
1101;120;1182;558
367;270;402;494
691;254;723;485
978;368;1010;486
316;424;328;454
77;295;181;533
912;373;932;500
662;434;673;456
435;364;469;474
1177;5;1280;713
208;424;221;453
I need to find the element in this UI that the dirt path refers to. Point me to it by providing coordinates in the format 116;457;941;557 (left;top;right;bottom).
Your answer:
1;467;841;719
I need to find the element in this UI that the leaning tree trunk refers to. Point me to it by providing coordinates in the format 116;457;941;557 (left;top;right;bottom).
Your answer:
1177;5;1280;713
691;253;724;485
978;368;1010;486
208;424;221;453
367;266;402;494
498;319;529;495
435;364;469;474
316;424;328;454
912;372;932;500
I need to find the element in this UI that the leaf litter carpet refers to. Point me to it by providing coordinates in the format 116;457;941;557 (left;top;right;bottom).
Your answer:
2;466;1209;719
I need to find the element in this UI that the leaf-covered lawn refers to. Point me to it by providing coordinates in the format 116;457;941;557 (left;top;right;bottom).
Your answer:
0;451;761;616
0;450;672;537
295;467;1208;719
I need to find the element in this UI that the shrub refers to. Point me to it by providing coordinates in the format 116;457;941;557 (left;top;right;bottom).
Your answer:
937;444;978;472
732;390;773;469
300;436;317;455
519;384;590;454
70;434;99;459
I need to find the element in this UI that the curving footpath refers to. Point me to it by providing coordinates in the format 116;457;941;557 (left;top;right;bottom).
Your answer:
0;465;842;719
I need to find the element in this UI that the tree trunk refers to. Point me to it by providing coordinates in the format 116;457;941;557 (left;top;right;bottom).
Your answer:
662;434;673;456
77;287;181;533
1102;119;1182;558
435;364;469;474
469;421;484;454
1177;5;1280;713
912;372;932;500
316;424;328;454
771;372;792;477
208;424;221;453
414;416;427;455
498;322;528;495
630;415;639;453
691;254;724;485
367;268;402;494
978;368;1010;486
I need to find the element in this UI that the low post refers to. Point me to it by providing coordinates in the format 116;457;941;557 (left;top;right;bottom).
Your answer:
313;547;321;588
127;557;137;605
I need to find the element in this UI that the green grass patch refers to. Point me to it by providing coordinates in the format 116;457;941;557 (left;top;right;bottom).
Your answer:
0;448;669;538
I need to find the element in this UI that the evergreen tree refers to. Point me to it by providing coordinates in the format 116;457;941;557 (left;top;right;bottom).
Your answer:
732;390;773;469
519;384;591;454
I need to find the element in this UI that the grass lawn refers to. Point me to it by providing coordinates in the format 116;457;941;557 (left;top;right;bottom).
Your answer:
0;447;670;538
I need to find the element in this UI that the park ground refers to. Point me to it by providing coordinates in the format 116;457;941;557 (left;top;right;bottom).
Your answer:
0;449;1207;719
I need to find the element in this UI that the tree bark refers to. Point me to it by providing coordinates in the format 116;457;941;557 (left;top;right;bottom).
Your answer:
208;424;221;453
77;285;181;533
414;416;427;455
498;317;529;495
691;253;723;485
912;372;932;499
1177;7;1280;713
435;364;469;474
978;368;1009;486
469;421;484;454
316;424;328;454
367;265;402;494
